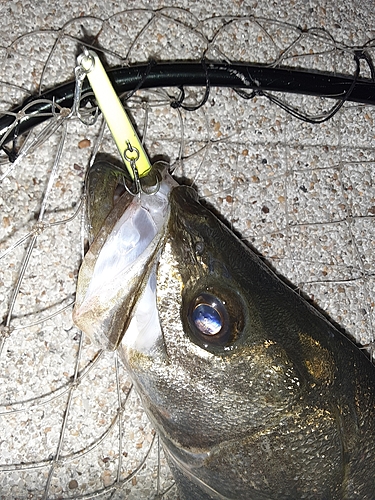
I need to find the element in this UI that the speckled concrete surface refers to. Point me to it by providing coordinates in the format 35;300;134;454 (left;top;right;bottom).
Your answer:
0;1;374;498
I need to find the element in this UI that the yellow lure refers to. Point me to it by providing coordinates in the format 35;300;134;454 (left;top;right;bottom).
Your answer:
77;50;152;179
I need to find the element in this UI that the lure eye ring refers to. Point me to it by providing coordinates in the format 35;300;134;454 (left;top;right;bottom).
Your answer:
124;142;140;162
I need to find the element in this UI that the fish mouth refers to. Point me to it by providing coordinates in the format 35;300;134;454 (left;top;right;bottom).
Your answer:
73;164;177;354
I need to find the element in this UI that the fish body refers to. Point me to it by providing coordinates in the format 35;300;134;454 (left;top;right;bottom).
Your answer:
74;162;375;499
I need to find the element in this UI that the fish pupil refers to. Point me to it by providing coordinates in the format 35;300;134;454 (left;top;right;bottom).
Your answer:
185;290;243;349
192;303;222;335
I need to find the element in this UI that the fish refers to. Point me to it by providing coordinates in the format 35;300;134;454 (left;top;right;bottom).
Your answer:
73;160;375;500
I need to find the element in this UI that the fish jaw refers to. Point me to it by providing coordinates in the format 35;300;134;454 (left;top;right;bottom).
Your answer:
73;165;177;353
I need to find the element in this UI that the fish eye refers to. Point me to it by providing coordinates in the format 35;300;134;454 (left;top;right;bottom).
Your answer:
191;294;227;336
186;290;244;349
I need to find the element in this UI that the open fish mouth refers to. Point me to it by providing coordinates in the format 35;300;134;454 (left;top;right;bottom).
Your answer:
73;161;177;355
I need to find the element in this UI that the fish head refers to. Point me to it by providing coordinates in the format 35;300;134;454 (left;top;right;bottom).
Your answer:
74;163;375;499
